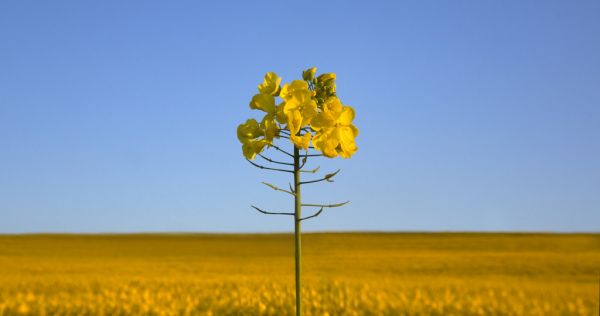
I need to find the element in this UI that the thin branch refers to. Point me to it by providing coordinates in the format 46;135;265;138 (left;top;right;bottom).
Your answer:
269;145;294;158
304;154;324;157
246;159;293;173
262;182;295;196
251;205;294;216
300;169;340;185
278;135;290;139
300;166;320;174
258;154;294;166
298;207;324;221
301;201;350;208
289;182;295;194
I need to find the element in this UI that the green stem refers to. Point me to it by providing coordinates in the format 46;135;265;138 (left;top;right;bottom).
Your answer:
293;146;302;316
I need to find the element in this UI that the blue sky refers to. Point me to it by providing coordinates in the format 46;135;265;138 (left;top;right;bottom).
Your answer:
1;1;599;233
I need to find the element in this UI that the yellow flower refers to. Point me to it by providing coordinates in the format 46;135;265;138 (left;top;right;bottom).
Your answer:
237;119;262;142
311;97;359;158
249;93;275;113
238;69;358;159
279;80;311;101
280;80;318;137
237;119;268;160
241;74;291;157
258;72;281;96
310;97;343;129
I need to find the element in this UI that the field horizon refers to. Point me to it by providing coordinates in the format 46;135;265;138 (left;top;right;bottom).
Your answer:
3;231;599;236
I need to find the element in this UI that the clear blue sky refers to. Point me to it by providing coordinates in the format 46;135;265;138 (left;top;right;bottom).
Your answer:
1;1;599;233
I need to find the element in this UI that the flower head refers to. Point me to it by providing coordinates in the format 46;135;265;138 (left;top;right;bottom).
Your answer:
237;68;358;158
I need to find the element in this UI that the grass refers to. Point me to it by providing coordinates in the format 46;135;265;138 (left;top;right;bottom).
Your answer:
0;232;598;315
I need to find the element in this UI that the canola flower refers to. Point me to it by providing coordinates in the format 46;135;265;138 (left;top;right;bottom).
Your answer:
237;67;359;159
236;67;359;316
0;233;598;316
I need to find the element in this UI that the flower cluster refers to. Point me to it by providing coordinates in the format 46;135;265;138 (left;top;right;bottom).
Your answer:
237;67;359;159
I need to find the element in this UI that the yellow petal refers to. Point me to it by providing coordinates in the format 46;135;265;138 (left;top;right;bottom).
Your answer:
275;103;287;124
237;119;262;142
291;133;311;150
280;80;309;101
242;142;255;160
260;114;279;142
312;128;339;158
242;139;267;160
336;126;357;158
249;93;275;113
310;112;330;131
338;106;355;125
323;97;343;116
282;97;300;113
301;99;318;126
285;109;303;136
350;124;359;137
258;72;281;96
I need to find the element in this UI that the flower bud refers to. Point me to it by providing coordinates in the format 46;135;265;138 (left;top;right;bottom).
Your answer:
302;67;317;81
317;73;336;83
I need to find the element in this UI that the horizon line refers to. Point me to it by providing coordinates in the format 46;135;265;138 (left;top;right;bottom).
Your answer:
1;229;598;236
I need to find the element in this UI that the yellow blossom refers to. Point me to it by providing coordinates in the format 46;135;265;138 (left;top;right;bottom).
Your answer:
257;72;281;96
279;80;312;101
311;97;358;158
237;119;268;160
238;68;358;158
249;93;275;113
280;80;318;137
237;119;262;142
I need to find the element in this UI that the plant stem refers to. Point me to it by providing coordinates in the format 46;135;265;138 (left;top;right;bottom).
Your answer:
293;146;302;316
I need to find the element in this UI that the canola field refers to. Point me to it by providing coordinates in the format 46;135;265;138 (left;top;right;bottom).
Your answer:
0;233;598;315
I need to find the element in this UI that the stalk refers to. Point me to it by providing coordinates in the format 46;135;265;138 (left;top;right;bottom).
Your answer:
293;146;302;316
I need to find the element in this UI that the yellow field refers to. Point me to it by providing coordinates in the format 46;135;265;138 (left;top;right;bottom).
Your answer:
0;233;598;315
